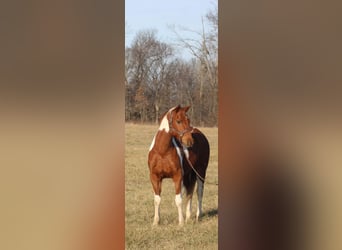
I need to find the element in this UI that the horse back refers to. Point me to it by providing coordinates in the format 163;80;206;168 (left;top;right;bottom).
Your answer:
187;128;210;176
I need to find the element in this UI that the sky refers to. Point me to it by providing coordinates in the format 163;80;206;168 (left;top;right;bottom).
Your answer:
125;0;217;58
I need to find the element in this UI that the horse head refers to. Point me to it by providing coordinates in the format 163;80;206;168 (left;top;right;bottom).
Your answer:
168;105;194;148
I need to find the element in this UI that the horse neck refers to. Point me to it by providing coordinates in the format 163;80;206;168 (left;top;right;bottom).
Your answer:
154;130;173;154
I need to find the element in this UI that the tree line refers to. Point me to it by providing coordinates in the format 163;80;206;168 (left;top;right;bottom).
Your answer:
125;7;217;127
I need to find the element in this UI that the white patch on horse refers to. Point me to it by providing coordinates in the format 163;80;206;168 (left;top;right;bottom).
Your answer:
175;193;184;225
182;126;194;159
172;137;183;174
153;194;161;225
159;116;169;132
158;106;177;132
175;193;182;206
183;146;190;159
149;134;156;151
186;198;192;222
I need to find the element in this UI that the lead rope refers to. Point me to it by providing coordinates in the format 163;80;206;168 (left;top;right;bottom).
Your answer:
172;137;184;177
167;110;207;183
184;153;206;182
172;136;205;182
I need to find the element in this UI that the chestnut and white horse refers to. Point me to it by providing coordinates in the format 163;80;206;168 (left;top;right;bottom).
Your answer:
148;105;210;225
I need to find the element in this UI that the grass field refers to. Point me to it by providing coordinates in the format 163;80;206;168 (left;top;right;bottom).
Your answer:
125;123;218;249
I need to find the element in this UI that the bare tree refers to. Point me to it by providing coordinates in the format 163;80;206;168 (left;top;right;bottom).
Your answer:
125;5;218;126
169;5;218;126
125;30;174;123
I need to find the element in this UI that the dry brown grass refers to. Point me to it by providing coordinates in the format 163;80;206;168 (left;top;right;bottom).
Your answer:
125;123;218;249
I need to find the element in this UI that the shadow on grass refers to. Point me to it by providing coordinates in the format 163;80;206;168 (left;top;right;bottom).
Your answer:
202;208;218;218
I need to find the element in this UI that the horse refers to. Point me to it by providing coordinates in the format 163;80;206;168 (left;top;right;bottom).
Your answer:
148;105;210;225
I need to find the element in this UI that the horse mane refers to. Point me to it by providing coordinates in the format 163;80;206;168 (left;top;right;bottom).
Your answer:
158;105;181;125
158;110;168;125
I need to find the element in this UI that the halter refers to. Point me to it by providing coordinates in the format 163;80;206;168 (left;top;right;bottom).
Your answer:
167;109;194;140
171;136;206;182
169;112;205;182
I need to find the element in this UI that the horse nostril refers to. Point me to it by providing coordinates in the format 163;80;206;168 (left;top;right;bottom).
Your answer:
181;135;194;148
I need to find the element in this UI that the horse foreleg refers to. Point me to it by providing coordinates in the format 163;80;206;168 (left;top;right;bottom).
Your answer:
196;177;204;221
173;175;184;225
150;174;161;226
153;194;161;226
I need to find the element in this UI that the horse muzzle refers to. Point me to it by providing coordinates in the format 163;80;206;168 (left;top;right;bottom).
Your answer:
181;133;194;148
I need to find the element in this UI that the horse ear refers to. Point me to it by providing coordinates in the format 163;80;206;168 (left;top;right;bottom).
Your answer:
183;106;191;113
174;105;181;112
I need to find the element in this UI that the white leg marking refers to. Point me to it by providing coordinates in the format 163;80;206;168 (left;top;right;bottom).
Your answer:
153;194;161;226
175;193;184;225
196;198;202;221
185;197;192;222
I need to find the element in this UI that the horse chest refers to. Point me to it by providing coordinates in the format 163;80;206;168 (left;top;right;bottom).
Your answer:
150;152;181;178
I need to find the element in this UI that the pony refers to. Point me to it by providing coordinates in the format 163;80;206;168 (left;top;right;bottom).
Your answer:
148;105;210;225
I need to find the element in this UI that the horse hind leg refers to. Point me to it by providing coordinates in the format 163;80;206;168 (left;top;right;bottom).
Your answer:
183;176;196;223
175;193;184;226
196;177;205;221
